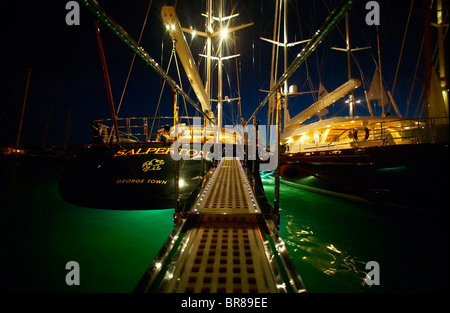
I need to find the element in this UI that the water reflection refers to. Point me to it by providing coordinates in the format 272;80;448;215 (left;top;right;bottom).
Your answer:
284;213;371;292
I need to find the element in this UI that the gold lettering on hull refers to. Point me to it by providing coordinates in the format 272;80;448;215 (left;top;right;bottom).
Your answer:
116;179;168;184
112;147;208;158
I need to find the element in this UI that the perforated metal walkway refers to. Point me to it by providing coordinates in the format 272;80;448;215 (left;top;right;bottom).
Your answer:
192;158;261;214
135;157;306;293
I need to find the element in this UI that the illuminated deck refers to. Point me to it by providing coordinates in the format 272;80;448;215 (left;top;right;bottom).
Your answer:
192;158;261;214
135;157;306;293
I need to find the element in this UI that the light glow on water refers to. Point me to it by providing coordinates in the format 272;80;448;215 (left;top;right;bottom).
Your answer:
262;175;449;293
1;159;448;293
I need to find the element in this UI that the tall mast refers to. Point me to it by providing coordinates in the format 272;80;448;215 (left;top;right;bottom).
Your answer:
163;0;252;129
42;104;53;149
376;25;384;116
94;20;121;144
261;0;310;135
205;0;251;129
435;0;449;117
424;0;432;119
16;68;32;148
332;13;355;117
332;13;370;117
218;0;223;131
283;0;289;125
345;14;356;117
206;0;212;110
266;0;281;147
64;108;72;150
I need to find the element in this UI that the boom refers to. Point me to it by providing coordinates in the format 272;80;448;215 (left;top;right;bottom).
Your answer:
161;6;212;117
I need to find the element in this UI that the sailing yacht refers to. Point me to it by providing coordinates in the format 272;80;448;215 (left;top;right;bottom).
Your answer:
59;0;250;210
271;1;449;208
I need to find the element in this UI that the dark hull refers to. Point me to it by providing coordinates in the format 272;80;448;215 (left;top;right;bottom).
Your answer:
59;142;211;210
280;143;449;209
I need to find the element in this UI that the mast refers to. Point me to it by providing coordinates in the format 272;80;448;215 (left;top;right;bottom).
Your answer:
218;0;223;131
261;0;310;136
345;14;355;117
42;104;53;149
163;1;252;129
82;0;213;124
332;13;370;117
16;68;32;148
266;0;281;147
424;0;432;120
424;0;448;123
206;0;213;111
64;108;72;150
376;25;384;116
247;0;357;126
435;0;449;117
283;0;289;125
94;20;121;144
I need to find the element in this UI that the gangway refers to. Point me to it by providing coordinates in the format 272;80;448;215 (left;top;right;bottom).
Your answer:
79;0;357;295
134;157;306;293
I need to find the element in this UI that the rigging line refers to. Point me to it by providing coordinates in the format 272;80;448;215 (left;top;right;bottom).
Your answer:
82;0;213;125
431;8;449;69
314;1;324;84
392;0;414;97
275;0;282;82
414;87;425;118
294;0;317;103
149;45;175;139
173;45;191;127
268;0;282;131
333;99;352;117
412;3;449;118
270;0;283;129
0;71;27;123
351;51;368;90
245;0;357;127
406;35;424;117
223;62;234;125
235;51;242;119
318;1;328;86
117;0;153;115
230;29;240;125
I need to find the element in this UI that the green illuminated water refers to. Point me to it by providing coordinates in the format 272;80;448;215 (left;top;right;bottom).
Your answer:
1;158;174;293
263;177;449;293
1;158;448;293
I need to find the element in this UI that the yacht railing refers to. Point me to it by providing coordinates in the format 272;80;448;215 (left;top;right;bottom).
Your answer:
296;117;448;153
92;116;198;143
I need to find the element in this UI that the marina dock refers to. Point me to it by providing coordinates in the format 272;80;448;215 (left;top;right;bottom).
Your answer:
134;157;307;293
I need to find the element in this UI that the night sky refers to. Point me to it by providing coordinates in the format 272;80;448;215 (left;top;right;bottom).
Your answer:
1;0;446;147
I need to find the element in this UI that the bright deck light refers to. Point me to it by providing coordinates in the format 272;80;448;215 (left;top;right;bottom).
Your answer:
220;28;228;39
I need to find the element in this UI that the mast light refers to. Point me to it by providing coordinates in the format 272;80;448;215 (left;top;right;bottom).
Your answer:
220;28;228;39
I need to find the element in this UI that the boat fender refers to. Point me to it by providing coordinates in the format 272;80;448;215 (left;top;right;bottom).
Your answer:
354;127;370;142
